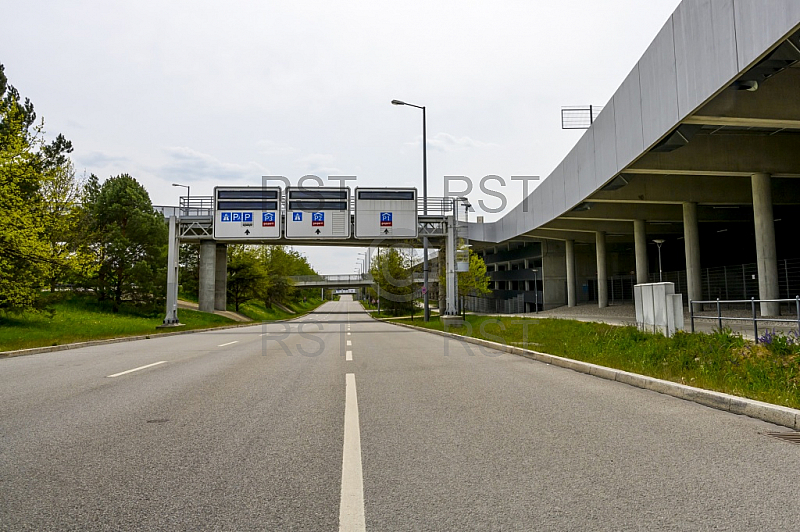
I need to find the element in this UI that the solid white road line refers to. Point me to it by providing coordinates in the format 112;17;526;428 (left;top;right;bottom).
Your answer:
107;361;166;378
218;341;239;347
339;373;366;531
346;350;353;361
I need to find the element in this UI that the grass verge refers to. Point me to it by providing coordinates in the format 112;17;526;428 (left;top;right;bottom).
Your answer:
394;315;800;409
1;295;236;352
234;298;324;322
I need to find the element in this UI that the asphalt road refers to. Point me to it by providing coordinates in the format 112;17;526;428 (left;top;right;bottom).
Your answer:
2;296;800;531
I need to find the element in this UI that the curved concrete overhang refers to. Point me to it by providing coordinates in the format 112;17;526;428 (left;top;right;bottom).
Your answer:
469;0;800;247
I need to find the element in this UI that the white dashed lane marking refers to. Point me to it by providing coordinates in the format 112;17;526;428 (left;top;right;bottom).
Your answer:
107;361;166;378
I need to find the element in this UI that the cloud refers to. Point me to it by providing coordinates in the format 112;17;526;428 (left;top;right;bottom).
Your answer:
293;153;343;178
256;139;298;156
406;132;500;153
77;151;129;167
160;146;267;182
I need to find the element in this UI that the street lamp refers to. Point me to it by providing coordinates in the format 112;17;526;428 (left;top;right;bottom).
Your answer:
392;98;430;321
653;239;665;282
358;251;368;275
172;183;190;215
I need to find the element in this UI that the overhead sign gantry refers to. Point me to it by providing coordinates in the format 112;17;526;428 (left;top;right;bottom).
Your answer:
354;187;418;239
285;187;351;239
213;186;282;239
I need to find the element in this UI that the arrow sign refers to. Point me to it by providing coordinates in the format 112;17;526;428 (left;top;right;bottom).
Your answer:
383;228;389;234
244;229;251;235
315;229;321;235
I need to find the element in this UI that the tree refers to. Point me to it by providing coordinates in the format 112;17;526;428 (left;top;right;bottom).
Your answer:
0;63;75;312
86;174;167;312
258;245;316;306
370;247;415;315
227;245;269;311
178;243;200;298
40;163;97;290
456;249;492;297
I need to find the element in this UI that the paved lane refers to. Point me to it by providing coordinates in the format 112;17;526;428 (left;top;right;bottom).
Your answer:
1;301;354;531
3;296;800;530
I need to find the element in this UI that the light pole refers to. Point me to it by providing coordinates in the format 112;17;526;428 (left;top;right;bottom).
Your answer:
392;99;430;321
172;183;190;215
358;251;368;275
653;239;665;282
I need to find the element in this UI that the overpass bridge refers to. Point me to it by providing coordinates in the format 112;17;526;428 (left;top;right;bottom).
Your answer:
290;274;375;288
288;273;435;288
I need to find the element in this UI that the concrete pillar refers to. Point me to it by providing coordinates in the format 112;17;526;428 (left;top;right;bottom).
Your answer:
214;243;228;311
596;231;608;308
682;202;702;303
566;239;577;307
634;219;649;285
439;249;447;313
199;240;216;312
752;172;780;316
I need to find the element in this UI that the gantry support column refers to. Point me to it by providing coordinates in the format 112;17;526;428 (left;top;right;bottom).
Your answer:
199;240;216;313
752;172;780;316
566;239;577;307
682;202;702;304
161;215;180;325
634;219;649;285
214;243;228;311
596;231;608;308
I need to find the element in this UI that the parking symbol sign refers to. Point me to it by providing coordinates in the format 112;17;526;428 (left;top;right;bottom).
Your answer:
380;212;392;226
311;212;324;226
243;212;253;223
292;212;302;222
263;212;275;227
232;212;242;222
221;212;232;222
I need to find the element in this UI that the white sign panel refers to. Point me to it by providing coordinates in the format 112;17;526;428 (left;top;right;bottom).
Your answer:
285;187;351;239
354;188;418;239
213;186;282;239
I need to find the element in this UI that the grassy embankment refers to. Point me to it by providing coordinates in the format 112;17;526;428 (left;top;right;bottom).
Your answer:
0;295;234;352
235;298;323;321
1;295;325;353
359;299;440;319
394;315;800;409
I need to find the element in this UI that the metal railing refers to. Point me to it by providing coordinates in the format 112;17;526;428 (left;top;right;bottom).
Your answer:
464;294;527;314
651;258;800;303
179;196;214;217
689;297;800;342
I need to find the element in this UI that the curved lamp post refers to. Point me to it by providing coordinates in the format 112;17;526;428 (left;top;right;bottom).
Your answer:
391;99;430;321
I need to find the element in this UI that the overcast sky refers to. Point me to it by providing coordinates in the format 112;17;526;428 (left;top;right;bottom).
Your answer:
2;0;682;274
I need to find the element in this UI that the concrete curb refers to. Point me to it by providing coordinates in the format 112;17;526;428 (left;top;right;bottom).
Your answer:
386;320;800;431
0;306;323;359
